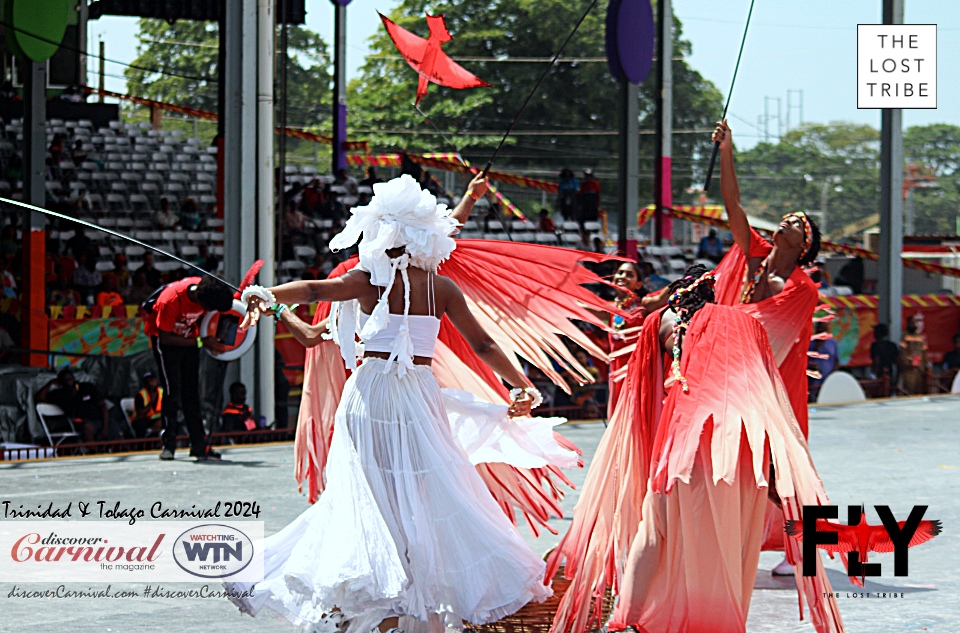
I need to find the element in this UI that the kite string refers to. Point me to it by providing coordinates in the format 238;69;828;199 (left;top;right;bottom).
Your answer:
2;197;240;292
702;0;756;192
483;0;602;175
414;104;515;241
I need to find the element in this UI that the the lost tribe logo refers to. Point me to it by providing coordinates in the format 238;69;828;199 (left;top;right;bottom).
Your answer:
173;524;255;579
785;505;942;581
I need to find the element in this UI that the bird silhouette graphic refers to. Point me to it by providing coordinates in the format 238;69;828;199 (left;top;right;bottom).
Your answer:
785;506;941;584
380;13;491;104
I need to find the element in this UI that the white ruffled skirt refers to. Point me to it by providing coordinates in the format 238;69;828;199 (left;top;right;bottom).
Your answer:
226;358;571;633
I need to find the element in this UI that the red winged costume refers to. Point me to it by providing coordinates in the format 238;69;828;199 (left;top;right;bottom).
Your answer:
546;234;844;633
380;13;491;105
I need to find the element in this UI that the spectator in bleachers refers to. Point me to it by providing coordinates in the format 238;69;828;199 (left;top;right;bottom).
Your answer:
696;228;725;264
557;168;579;220
0;256;16;299
284;201;308;238
334;168;358;195
48;134;66;166
136;252;163;289
300;179;324;216
113;253;130;288
641;261;669;292
4;153;22;182
72;253;101;304
47;275;81;307
591;236;605;254
154;197;179;229
870;323;900;383
125;271;154;306
37;368;109;442
538;209;555;233
193;244;219;273
304;254;325;281
578;168;601;233
179;198;203;231
359;166;383;187
65;226;94;260
941;332;960;371
222;382;257;433
900;314;930;395
95;274;124;309
131;371;164;438
70;139;87;167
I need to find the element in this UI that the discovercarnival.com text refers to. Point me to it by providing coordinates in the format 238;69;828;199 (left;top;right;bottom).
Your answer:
5;584;253;600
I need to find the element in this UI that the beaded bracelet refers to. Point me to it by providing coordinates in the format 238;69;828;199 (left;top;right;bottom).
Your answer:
509;387;543;409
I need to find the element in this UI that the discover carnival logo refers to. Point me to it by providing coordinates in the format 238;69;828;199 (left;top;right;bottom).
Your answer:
173;524;255;579
0;521;263;583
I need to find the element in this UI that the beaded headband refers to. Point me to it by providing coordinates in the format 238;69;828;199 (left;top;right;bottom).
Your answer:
668;271;717;309
782;211;813;258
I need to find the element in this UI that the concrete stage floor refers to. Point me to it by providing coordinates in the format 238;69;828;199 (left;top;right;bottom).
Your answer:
1;395;957;633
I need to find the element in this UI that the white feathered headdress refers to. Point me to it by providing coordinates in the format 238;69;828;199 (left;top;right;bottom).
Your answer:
329;174;459;286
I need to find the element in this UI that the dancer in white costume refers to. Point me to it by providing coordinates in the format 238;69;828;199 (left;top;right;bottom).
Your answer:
231;175;578;633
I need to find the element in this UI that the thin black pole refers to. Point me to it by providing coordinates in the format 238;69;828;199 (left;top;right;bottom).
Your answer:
702;0;756;192
481;0;600;176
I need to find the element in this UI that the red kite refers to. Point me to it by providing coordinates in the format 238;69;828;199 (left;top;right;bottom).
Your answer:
379;12;491;104
785;509;942;583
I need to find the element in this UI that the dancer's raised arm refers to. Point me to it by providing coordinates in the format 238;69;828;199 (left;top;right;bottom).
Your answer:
713;119;752;257
449;172;489;228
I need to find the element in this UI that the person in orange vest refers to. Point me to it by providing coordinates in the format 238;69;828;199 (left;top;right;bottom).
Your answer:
222;382;257;433
133;371;164;438
95;274;125;310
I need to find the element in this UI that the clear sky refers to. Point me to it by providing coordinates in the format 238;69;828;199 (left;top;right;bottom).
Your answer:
86;0;958;149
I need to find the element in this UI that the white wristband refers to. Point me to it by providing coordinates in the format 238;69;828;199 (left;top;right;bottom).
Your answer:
241;285;277;310
509;387;543;410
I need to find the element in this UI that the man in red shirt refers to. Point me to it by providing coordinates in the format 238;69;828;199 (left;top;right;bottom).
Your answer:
142;276;234;461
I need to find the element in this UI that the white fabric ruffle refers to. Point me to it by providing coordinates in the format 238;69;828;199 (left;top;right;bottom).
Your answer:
226;359;567;633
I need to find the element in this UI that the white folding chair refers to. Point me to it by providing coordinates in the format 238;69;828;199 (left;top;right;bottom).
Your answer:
36;403;80;447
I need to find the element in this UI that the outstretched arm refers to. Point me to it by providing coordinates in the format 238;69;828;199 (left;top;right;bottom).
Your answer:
449;173;489;230
278;310;329;349
241;270;369;330
713;119;752;257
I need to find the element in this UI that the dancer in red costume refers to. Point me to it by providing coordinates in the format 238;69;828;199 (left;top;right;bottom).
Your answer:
547;266;844;633
583;261;647;415
710;119;823;563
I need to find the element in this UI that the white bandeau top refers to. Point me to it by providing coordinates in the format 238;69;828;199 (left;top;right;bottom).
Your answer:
330;254;442;377
358;310;440;358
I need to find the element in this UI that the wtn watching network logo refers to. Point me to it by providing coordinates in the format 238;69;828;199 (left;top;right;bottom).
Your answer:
174;524;256;579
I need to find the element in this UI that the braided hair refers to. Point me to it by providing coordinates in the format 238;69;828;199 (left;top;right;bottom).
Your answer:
798;214;822;267
666;263;717;392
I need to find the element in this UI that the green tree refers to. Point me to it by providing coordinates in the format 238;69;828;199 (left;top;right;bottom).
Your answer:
733;122;960;236
348;2;722;211
124;20;332;127
124;19;220;111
